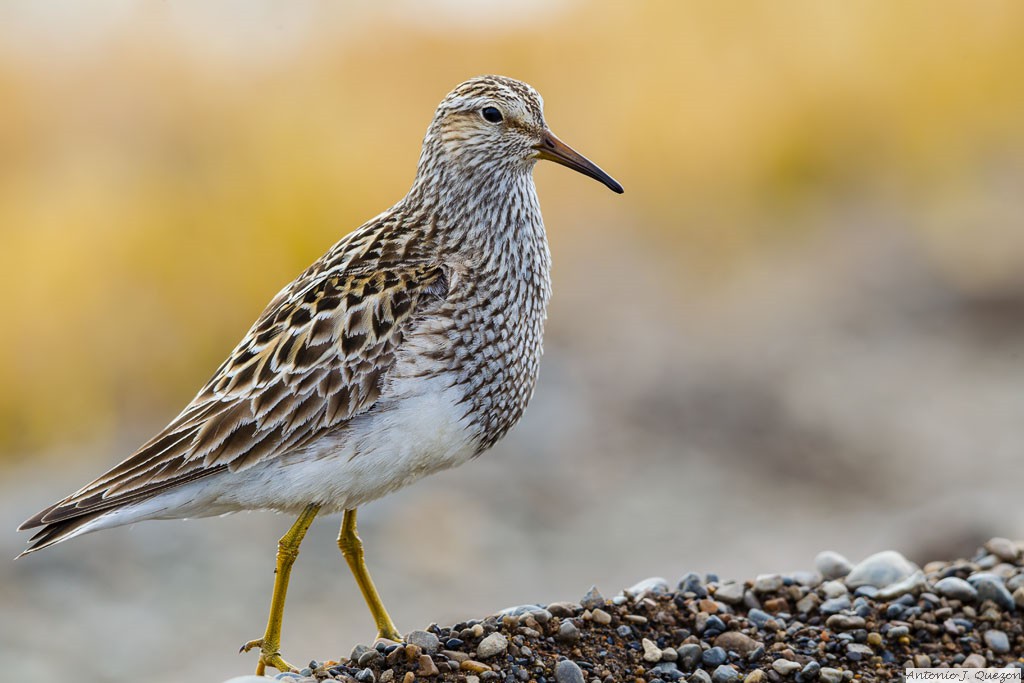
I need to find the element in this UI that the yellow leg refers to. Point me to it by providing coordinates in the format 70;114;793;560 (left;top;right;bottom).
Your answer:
240;503;320;675
338;508;401;641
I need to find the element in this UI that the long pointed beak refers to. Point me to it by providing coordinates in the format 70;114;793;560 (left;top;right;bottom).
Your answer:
534;130;624;194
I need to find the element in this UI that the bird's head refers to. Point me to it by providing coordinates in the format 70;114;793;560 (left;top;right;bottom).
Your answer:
419;75;623;194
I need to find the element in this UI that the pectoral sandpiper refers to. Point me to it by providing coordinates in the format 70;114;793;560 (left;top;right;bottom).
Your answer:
18;75;623;674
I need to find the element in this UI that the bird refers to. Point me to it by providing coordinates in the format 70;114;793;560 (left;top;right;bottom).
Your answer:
17;75;623;674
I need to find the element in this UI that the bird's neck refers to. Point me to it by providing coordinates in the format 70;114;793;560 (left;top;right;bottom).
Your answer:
405;160;548;268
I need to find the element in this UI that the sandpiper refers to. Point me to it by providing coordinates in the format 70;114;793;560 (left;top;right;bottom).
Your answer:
18;75;623;674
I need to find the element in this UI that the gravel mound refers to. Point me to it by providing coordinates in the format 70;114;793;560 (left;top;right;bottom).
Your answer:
245;538;1024;682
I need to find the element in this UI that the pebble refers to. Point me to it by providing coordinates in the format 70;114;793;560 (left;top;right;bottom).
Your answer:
643;638;664;663
821;581;848;599
745;671;766;683
825;614;866;630
459;660;490;674
983;629;1010;654
796;593;821;613
933;577;977;602
754;574;784;594
819;668;843;683
846;644;872;661
815;551;853;580
772;659;801;675
985;537;1021;563
703;647;727;667
591;607;612;625
691;669;713;683
626;576;671;599
224;678;277;683
679;572;709;598
963;654;988;668
801;661;821;679
714;631;762;656
557;620;580;643
554;659;585;683
476;632;508;659
547;601;581;617
845;550;918;589
678;643;704;671
663;647;679;661
1015;586;1024;609
747;608;774;628
580;585;606;609
819;597;851;615
355;670;376;683
875;570;925;599
405;630;440;654
712;665;740;683
417;654;439;677
715;582;746;605
969;574;1017;611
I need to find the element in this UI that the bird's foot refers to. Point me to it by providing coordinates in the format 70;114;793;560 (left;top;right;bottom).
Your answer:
240;637;296;675
377;627;403;644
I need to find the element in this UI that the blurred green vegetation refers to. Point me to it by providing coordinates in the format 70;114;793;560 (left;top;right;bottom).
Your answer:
1;1;1023;455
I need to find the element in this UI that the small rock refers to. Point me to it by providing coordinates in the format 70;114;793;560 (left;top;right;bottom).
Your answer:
703;647;727;667
691;670;713;683
819;597;851;616
678;643;704;671
557;620;580;643
819;668;843;683
985;537;1021;563
793;570;822;588
913;654;931;668
679;572;709;598
459;660;491;674
772;659;801;675
969;573;1017;611
224;678;277;683
580;586;606;609
592;608;612;625
713;665;740;683
1015;586;1024;609
846;644;872;661
663;647;679;662
747;608;774;628
358;649;383;666
355;670;376;683
625;576;670;598
875;571;925;600
547;601;581;617
815;551;853;580
796;593;821;614
350;644;372;662
801;661;820;679
825;614;866;630
643;638;664;663
554;659;585;683
983;629;1010;654
754;574;784;594
476;632;508;659
845;550;918;589
933;577;978;602
963;654;988;668
715;582;746;605
406;630;440;655
820;581;848;599
744;671;765;683
714;631;762;656
417;654;439;677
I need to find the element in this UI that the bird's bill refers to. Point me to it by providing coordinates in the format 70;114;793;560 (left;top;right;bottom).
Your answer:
534;131;624;194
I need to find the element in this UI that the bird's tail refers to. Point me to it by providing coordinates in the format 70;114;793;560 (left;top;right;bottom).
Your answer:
15;509;108;558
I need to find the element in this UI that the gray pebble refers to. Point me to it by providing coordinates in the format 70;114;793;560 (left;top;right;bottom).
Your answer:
702;647;727;667
825;614;866;630
747;608;773;628
846;643;872;661
625;576;670;598
274;674;306;682
580;585;606;609
815;551;853;580
887;625;909;638
801;661;821;679
984;629;1010;654
1008;574;1024;592
772;659;801;675
845;550;918;589
969;574;1017;612
715;582;746;605
679;572;709;598
691;669;713;683
754;574;784;594
875;571;925;600
557;620;580;643
355;670;376;683
1015;586;1024;609
819;668;843;683
796;593;821;614
985;538;1021;563
793;570;823;588
819;597;851;616
405;629;440;654
357;649;382;666
643;638;664;663
933;577;977;602
821;581;848;599
477;632;508;659
678;643;704;671
554;659;586;683
712;665;740;683
349;644;372;662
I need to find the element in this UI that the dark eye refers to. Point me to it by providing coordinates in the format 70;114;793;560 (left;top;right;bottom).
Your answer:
481;106;503;123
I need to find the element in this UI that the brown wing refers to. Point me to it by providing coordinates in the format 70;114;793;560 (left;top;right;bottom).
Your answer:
20;262;447;530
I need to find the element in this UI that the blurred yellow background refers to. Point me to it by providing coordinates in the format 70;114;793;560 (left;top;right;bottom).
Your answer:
3;2;1024;682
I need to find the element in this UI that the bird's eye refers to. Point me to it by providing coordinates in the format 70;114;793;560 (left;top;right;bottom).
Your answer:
481;106;503;123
